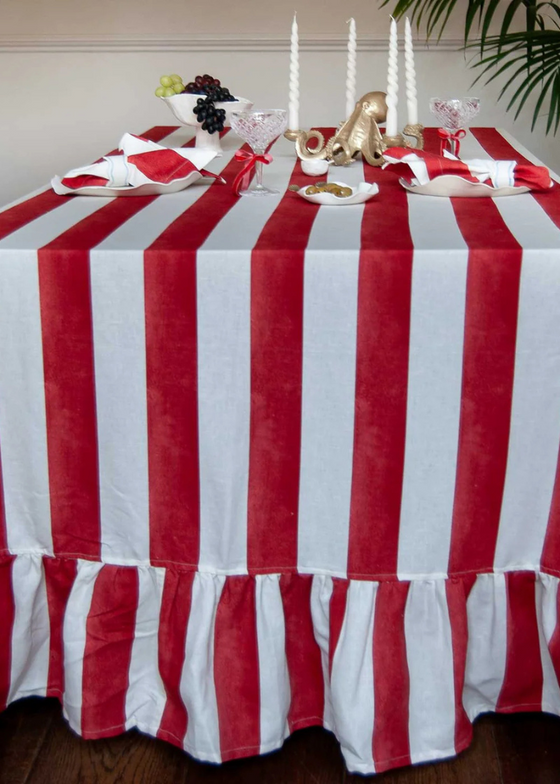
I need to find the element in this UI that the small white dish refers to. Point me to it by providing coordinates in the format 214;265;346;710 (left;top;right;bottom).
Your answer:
297;181;379;205
399;175;529;198
301;159;330;176
51;170;220;197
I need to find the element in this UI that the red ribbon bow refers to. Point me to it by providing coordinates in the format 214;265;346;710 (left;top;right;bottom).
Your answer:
232;149;273;195
438;128;467;157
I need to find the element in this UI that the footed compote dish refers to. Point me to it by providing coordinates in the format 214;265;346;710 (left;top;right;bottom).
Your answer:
163;93;253;154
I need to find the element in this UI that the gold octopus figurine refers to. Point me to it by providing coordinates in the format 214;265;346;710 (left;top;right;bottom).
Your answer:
285;91;424;167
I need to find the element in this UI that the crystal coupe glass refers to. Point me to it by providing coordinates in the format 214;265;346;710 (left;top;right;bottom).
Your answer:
230;109;287;196
430;97;481;131
430;97;480;155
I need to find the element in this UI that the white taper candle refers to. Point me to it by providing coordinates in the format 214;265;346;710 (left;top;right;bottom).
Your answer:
386;17;399;137
345;18;357;119
404;17;418;125
289;14;300;130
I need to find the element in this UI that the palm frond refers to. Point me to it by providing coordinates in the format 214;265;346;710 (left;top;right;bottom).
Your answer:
469;28;560;129
381;0;546;46
380;0;560;133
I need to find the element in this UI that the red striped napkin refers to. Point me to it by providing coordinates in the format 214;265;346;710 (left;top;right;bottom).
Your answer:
52;133;224;194
383;148;552;191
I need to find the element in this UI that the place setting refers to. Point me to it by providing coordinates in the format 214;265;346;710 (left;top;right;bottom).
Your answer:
50;13;553;205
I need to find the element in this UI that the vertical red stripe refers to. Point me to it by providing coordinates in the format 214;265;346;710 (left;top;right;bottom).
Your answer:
146;142;250;568
39;198;158;559
213;576;260;760
426;129;523;575
372;581;411;772
157;570;195;745
497;571;544;711
469;127;560;229
279;574;324;729
246;143;324;573
446;578;472;752
347;165;414;579
81;565;138;736
0;556;15;711
43;556;78;698
329;578;349;676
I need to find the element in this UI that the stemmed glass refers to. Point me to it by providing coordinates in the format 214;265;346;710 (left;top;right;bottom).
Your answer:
430;97;480;156
230;109;287;196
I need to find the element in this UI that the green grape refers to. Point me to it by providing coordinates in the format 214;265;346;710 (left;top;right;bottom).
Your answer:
172;82;184;94
155;86;166;97
163;87;176;97
160;75;173;87
170;74;183;84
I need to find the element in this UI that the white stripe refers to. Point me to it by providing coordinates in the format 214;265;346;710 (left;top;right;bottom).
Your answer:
124;565;166;731
297;163;363;577
90;248;150;564
494;232;560;570
464;131;560;571
398;197;468;579
195;246;251;574
91;134;240;566
62;560;103;735
152;127;196;149
331;580;376;773
201;134;295;251
310;574;334;731
8;555;50;702
536;575;560;713
0;250;52;554
255;574;291;753
181;572;224;762
404;579;456;763
0;197;112;250
463;573;507;717
0;185;51;214
541;573;559;645
196;135;295;573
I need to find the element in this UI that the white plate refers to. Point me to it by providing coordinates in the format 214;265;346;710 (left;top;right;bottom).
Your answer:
297;181;379;205
51;170;218;197
399;175;529;198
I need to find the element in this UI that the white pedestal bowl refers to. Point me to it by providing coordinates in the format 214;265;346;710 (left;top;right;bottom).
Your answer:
162;94;253;154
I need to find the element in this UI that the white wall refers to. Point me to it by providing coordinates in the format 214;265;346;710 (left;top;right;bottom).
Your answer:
0;0;557;207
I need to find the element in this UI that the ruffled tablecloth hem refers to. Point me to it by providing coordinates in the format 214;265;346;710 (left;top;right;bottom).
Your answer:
2;553;560;776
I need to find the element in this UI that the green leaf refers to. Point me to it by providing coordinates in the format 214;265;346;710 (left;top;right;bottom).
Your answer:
379;0;560;133
532;69;556;128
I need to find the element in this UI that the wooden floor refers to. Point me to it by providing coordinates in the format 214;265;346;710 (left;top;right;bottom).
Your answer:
1;698;560;783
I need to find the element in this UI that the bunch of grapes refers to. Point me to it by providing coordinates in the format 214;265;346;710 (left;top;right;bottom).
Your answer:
192;98;227;135
184;74;237;134
155;74;185;98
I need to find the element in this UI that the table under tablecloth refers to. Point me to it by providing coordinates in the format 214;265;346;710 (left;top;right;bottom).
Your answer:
1;126;560;775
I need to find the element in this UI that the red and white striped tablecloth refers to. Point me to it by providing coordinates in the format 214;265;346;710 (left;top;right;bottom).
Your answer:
1;126;560;775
